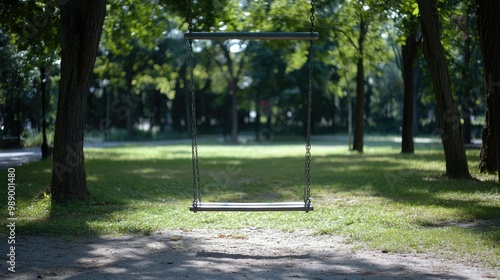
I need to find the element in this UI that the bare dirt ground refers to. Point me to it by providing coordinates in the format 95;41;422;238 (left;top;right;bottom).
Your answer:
2;228;499;279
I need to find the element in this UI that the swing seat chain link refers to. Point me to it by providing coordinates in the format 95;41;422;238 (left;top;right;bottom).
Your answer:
304;0;315;206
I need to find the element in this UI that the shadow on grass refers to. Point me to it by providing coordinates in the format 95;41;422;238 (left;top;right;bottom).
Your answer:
5;148;499;245
0;145;498;277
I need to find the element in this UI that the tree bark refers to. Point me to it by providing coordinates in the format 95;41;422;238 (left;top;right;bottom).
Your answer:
218;43;240;144
476;0;500;180
479;95;498;174
401;31;420;154
352;18;367;153
50;0;106;201
416;0;471;179
40;66;49;159
461;16;473;145
182;64;192;135
230;79;238;144
125;54;135;140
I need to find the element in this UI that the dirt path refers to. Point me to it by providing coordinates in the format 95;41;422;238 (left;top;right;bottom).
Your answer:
2;229;498;279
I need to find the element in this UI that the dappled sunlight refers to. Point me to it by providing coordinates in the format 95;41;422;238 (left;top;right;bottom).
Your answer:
87;175;99;182
17;196;51;222
4;143;499;269
130;167;158;174
199;144;309;159
85;145;192;161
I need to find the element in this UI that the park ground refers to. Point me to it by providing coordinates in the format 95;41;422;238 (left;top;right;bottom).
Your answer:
1;228;499;279
0;135;499;279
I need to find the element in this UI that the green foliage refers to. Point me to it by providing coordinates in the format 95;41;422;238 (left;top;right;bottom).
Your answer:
104;0;168;54
0;1;61;146
331;0;394;71
20;127;54;147
0;0;60;64
0;31;18;105
1;0;488;148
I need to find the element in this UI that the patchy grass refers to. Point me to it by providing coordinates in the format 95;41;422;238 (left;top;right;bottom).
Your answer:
0;136;499;267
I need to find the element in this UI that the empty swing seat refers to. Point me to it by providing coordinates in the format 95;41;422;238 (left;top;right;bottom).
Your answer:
190;201;314;212
185;1;317;213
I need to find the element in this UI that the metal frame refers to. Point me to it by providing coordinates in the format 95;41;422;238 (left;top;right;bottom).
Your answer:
190;202;314;212
184;32;319;41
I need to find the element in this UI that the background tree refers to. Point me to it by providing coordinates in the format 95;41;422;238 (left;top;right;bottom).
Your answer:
101;0;170;140
389;1;422;154
0;0;60;157
0;31;25;147
333;0;390;152
416;0;470;179
450;1;480;145
476;0;500;181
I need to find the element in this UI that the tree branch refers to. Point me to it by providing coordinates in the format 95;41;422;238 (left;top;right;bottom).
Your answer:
333;27;360;52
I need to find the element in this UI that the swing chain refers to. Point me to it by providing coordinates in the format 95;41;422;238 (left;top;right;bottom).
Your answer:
304;0;315;207
188;0;194;33
188;0;314;210
188;0;201;208
310;0;315;33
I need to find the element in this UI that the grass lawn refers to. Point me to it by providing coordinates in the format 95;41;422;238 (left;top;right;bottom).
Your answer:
1;136;499;267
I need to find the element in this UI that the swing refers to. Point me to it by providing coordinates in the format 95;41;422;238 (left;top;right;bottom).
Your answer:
186;0;317;212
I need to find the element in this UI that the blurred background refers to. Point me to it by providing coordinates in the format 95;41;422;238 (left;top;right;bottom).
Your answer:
0;0;484;148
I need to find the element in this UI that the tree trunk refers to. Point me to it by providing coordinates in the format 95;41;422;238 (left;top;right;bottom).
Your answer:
417;0;471;179
352;56;364;152
347;89;353;150
352;18;367;152
183;64;192;135
40;66;49;159
230;79;238;144
461;20;473;145
476;0;500;180
401;31;420;154
125;62;135;140
413;65;421;136
50;0;106;202
479;96;498;174
217;43;239;144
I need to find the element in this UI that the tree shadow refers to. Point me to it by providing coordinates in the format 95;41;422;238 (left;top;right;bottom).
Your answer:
0;230;484;279
6;145;499;273
28;151;496;236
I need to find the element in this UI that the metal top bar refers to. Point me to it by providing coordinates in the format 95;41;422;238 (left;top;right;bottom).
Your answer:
189;201;314;212
184;32;319;41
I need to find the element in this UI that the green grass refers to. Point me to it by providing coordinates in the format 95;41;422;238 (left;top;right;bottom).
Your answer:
1;136;499;267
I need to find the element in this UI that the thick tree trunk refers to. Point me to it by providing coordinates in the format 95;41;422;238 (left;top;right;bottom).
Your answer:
50;0;106;201
461;33;473;145
352;19;367;153
476;0;500;180
401;31;420;154
417;0;471;179
479;96;498;174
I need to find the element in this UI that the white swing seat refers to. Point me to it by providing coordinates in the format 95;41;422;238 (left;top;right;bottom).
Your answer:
189;201;313;212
